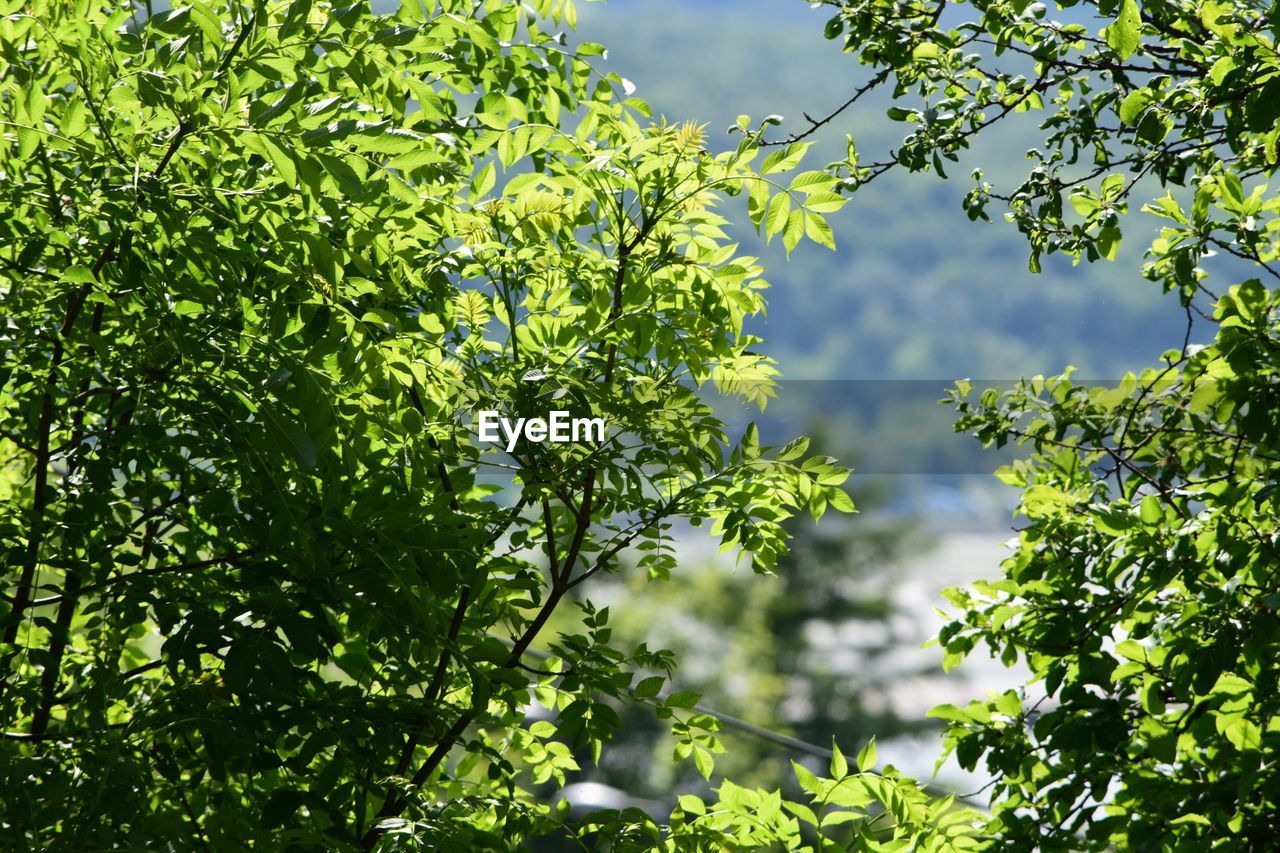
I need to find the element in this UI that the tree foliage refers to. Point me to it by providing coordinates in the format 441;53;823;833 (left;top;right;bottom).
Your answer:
0;0;989;849
775;0;1280;848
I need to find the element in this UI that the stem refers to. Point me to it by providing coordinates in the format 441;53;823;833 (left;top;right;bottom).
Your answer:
359;584;569;851
0;240;108;650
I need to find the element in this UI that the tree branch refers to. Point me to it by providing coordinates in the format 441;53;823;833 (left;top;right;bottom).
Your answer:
760;68;892;147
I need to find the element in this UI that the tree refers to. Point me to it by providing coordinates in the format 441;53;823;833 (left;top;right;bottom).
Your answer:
0;1;987;849
774;0;1280;847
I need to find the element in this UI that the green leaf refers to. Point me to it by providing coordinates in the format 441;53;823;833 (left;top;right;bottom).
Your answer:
693;747;713;779
263;406;317;470
470;161;496;199
830;740;848;779
803;192;846;214
1106;0;1142;59
1209;56;1235;86
1220;716;1262;751
827;488;855;513
1210;673;1253;698
790;170;835;193
783;800;819;826
1118;89;1154;126
259;135;297;186
782;208;805;253
777;437;809;461
63;265;95;284
372;24;420;46
1097;225;1122;261
857;737;877;772
792;760;821;795
256;81;308;126
1170;814;1212;826
301;119;386;147
59;98;87;137
1115;639;1147;661
1139;494;1163;525
804;212;836;250
764;194;791;241
1141;680;1166;715
150;5;192;34
664;690;700;709
634;676;664;699
1070;192;1098;218
761;141;811;175
678;794;705;815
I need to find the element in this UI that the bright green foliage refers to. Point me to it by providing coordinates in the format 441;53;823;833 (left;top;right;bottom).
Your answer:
789;0;1280;848
579;742;985;851
942;277;1280;835
942;287;1280;848
799;0;1280;277
0;0;872;848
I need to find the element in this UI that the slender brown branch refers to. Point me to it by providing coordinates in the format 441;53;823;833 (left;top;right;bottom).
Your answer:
3;329;64;649
760;68;893;147
152;745;213;853
10;12;259;722
390;393;469;749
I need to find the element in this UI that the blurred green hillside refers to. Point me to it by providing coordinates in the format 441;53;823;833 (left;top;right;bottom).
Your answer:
575;0;1190;381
